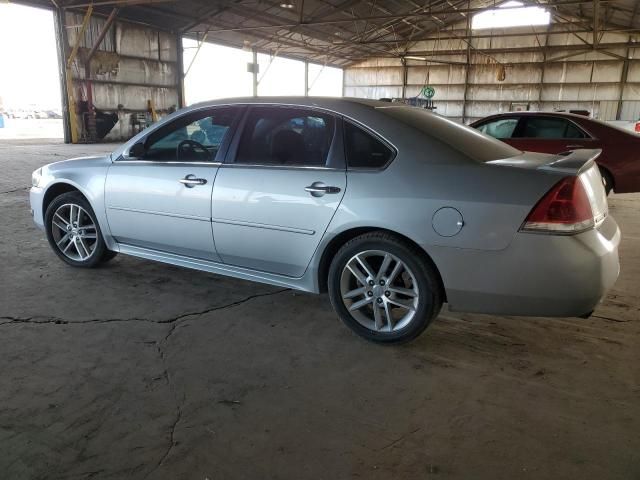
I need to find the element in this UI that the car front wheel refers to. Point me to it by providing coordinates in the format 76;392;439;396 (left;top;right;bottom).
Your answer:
328;232;443;344
45;191;116;268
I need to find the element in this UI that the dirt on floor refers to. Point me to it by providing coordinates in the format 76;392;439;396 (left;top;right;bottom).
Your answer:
0;140;638;480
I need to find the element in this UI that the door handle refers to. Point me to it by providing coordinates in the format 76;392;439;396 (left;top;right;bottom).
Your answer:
305;184;341;194
179;174;207;188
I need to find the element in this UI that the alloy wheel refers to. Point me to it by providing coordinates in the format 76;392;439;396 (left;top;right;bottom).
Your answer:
50;203;98;262
339;250;419;333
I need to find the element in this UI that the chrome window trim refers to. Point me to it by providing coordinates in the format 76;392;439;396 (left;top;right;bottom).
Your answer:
113;159;222;166
119;101;399;163
219;163;342;172
224;102;399;158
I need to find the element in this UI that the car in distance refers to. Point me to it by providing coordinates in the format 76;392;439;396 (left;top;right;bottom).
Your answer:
470;111;640;194
30;98;620;344
607;119;640;134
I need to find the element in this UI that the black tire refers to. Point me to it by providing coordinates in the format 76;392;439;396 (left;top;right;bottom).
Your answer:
44;191;117;268
599;167;614;195
328;231;443;344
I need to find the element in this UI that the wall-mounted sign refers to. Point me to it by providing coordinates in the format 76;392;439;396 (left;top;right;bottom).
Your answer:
422;86;436;99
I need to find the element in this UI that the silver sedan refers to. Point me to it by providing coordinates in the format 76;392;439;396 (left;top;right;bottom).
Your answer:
30;97;620;343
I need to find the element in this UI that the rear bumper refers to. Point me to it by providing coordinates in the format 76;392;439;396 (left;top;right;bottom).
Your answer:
433;215;620;317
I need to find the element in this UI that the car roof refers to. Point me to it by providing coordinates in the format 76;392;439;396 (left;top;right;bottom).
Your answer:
188;96;393;114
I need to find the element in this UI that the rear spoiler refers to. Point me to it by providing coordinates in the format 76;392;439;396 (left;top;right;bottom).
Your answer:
539;149;602;175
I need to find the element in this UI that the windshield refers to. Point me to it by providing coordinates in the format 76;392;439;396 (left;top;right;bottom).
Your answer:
379;105;521;162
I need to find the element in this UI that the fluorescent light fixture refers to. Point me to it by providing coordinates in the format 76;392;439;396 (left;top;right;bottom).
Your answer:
405;55;427;61
472;1;550;30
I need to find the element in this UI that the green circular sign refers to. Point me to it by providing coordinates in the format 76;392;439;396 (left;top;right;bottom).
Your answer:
422;86;435;99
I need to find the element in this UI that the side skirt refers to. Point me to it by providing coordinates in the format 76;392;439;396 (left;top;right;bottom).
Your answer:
117;243;316;292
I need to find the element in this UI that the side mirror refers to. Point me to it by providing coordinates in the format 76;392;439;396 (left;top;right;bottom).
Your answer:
128;141;146;159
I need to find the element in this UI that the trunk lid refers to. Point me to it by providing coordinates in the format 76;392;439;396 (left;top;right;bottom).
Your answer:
489;149;608;232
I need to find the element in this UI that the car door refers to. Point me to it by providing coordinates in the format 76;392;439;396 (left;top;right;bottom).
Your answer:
211;105;346;277
508;115;598;153
105;106;240;261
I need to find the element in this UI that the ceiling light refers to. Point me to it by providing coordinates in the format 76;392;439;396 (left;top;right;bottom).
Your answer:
280;2;295;8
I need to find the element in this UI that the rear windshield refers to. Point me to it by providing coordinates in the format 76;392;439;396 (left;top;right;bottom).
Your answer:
379;105;521;162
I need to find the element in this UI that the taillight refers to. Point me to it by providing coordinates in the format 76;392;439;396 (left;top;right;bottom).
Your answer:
521;176;595;234
635;122;640;133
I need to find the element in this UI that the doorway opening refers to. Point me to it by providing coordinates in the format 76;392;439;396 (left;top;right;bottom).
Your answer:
0;3;64;141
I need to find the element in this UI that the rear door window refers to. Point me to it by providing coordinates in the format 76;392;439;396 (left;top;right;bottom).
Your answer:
235;107;335;166
520;117;587;139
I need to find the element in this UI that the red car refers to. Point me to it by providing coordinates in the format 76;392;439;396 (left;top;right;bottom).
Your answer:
470;112;640;194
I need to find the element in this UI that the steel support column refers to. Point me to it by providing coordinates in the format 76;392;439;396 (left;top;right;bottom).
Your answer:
461;1;471;124
304;60;309;96
65;5;93;144
616;55;630;120
401;57;408;99
252;47;258;97
53;8;71;143
176;35;185;108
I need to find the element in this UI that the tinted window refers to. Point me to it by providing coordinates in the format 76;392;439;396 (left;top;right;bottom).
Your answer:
477;118;519;139
565;122;587;138
143;107;237;162
344;121;394;168
521;117;586;139
235;107;335;166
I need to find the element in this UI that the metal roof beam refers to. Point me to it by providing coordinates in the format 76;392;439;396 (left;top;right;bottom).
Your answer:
197;0;607;34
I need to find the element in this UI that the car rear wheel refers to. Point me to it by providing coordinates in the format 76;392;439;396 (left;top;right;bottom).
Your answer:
45;191;116;268
328;232;442;344
599;167;614;195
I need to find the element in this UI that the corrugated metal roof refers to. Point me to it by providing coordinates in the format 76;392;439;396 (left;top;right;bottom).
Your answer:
15;0;640;67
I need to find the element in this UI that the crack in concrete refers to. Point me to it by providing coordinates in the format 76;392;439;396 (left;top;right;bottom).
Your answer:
592;314;629;323
2;287;290;477
145;337;184;479
0;186;28;195
0;288;290;328
378;427;421;451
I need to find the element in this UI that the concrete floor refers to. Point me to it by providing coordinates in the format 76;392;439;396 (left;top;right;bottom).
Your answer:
1;139;638;480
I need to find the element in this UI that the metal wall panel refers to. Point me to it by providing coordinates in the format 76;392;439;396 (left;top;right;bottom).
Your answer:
339;22;638;123
626;61;640;82
66;12;115;52
116;23;162;60
407;65;466;85
620;101;640;121
599;101;619;121
66;14;179;141
343;67;403;86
